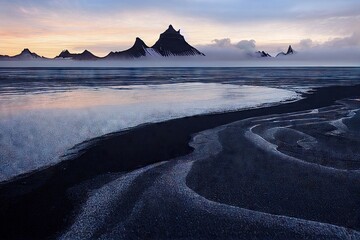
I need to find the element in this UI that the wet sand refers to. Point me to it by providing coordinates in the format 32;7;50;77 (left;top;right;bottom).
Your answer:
1;84;360;239
188;99;360;233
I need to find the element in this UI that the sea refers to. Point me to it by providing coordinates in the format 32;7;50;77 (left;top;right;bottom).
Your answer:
0;67;359;182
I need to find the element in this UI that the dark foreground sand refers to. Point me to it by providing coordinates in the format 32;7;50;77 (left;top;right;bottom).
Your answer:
1;85;360;239
188;99;360;237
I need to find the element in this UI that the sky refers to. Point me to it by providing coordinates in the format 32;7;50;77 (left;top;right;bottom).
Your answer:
0;0;359;58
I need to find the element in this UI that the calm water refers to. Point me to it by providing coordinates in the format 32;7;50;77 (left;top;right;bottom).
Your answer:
0;67;359;182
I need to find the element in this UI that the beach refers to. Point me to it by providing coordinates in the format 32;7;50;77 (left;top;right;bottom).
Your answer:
1;0;360;238
1;83;360;239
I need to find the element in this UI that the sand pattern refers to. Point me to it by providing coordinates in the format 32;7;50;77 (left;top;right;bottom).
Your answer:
61;99;360;239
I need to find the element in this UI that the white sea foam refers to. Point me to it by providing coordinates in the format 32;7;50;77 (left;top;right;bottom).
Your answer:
0;82;299;182
243;105;360;174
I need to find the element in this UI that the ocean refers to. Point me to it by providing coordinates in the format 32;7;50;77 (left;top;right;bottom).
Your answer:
0;67;359;182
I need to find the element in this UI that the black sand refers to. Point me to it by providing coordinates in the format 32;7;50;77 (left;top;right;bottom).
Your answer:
1;84;360;239
187;100;360;232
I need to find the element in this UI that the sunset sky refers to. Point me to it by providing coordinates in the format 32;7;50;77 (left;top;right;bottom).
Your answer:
0;0;359;57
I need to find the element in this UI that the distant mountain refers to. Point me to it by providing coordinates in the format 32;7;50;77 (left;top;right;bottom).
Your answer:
56;50;99;60
105;25;204;59
105;37;159;59
8;49;46;60
152;25;205;56
0;54;10;61
256;51;272;58
0;25;215;61
276;45;296;57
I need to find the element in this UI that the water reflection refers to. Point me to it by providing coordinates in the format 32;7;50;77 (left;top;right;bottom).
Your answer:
0;80;298;182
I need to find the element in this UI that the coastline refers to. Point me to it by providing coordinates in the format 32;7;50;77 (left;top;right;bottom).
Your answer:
1;84;360;239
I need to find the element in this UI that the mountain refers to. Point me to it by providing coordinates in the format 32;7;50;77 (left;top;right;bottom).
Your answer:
9;49;45;60
0;54;10;61
151;25;205;56
105;25;204;59
56;50;99;60
105;37;159;59
287;45;295;54
256;51;272;57
1;25;205;61
276;45;296;57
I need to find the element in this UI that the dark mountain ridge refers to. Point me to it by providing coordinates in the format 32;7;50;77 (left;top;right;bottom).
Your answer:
256;51;272;57
0;25;205;61
276;45;296;57
151;25;205;56
0;49;46;60
105;37;153;59
105;25;205;59
56;50;99;60
0;27;300;61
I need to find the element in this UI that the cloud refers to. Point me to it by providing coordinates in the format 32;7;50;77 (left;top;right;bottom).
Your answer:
197;38;260;60
274;32;360;65
323;32;360;48
298;39;314;49
235;40;257;52
4;0;360;23
209;38;257;51
196;33;360;64
211;38;232;48
295;31;360;50
282;48;360;65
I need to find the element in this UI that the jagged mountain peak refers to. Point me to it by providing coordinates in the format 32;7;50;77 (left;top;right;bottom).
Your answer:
152;25;204;57
58;50;72;58
56;49;99;60
14;48;43;59
133;37;149;48
105;37;152;59
21;48;32;55
164;24;180;34
257;51;272;58
1;48;46;60
8;25;205;61
160;24;183;40
81;50;96;56
276;45;296;57
287;45;295;55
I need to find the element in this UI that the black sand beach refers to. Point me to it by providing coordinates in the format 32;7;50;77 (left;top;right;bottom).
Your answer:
1;84;360;239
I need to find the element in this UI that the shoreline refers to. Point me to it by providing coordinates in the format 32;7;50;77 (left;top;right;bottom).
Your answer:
1;84;360;239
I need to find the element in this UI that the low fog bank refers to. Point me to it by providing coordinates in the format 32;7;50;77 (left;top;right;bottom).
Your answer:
0;47;359;67
192;35;360;66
